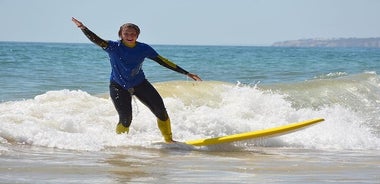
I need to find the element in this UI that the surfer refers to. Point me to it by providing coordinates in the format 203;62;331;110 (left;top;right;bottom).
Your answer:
72;17;201;142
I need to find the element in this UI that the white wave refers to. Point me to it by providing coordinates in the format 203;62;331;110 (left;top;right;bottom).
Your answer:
314;72;348;79
0;81;379;151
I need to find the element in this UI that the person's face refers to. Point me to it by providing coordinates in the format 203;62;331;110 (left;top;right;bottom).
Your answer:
121;27;138;46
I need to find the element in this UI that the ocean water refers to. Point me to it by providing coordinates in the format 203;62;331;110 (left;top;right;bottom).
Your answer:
0;42;379;183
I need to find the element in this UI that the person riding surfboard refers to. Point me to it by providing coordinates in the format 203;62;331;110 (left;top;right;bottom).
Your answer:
72;17;201;143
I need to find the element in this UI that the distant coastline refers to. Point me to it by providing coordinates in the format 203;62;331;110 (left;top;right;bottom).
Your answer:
272;37;380;48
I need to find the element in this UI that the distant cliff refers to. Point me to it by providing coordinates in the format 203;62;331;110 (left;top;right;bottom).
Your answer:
272;38;380;48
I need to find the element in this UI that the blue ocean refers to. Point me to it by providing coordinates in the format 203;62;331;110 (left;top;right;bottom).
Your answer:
1;41;379;183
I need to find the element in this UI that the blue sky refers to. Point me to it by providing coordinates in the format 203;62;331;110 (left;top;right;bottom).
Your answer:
1;0;379;45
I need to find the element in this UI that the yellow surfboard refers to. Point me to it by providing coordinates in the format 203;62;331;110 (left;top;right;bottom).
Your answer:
185;118;324;146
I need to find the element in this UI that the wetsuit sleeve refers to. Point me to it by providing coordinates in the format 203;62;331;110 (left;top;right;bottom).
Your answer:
151;55;190;75
81;27;108;49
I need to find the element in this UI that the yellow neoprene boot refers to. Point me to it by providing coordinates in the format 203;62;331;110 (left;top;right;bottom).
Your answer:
157;118;173;142
116;123;129;134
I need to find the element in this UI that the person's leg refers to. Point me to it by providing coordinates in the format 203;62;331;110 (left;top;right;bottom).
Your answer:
134;80;173;142
109;82;133;134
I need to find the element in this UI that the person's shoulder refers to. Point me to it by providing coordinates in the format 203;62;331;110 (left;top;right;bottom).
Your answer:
101;40;121;52
136;42;158;57
136;41;150;47
137;42;155;50
108;40;120;46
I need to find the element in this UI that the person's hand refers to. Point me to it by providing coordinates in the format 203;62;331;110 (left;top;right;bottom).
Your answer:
187;73;202;81
72;17;85;29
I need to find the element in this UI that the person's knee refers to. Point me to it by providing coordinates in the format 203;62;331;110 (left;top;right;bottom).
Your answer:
155;109;169;121
119;113;132;127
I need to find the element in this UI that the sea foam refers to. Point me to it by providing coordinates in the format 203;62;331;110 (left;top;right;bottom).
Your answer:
0;77;379;151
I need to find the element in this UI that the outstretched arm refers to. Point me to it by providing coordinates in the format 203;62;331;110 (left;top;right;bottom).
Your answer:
72;17;108;49
151;55;202;81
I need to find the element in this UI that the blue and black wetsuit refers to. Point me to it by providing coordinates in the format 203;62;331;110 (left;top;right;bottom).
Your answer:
81;27;189;127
